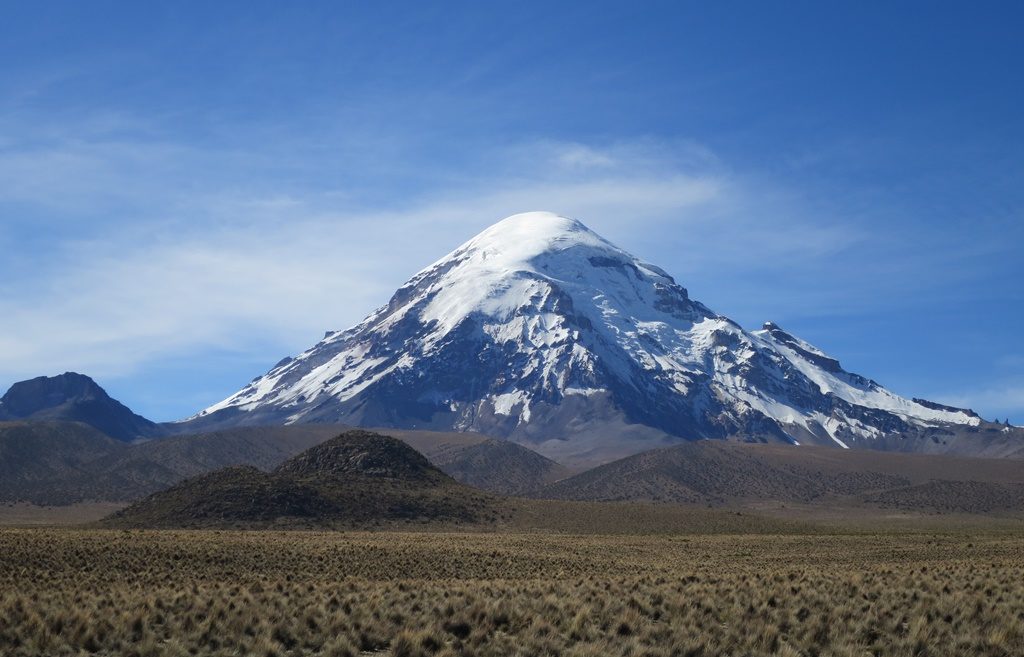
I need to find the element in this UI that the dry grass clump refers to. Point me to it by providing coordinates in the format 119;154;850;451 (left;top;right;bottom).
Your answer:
0;529;1022;656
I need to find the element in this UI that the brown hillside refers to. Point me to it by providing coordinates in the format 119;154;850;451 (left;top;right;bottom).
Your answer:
104;430;503;529
0;423;566;503
0;421;123;505
276;429;442;482
386;428;571;494
538;440;1024;515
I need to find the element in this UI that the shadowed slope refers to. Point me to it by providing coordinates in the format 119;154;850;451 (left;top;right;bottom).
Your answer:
538;440;1024;514
386;428;572;494
104;430;503;528
0;421;123;504
0;423;567;504
0;424;348;505
0;373;163;442
276;429;443;482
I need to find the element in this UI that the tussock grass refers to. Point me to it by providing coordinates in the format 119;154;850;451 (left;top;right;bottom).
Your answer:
0;529;1022;656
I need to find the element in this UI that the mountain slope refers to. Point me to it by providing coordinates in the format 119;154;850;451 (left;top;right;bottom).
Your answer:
0;424;347;505
0;423;564;504
385;428;572;495
186;212;1018;465
0;421;124;504
275;429;444;482
537;441;910;505
538;441;1024;514
0;373;162;442
104;430;503;528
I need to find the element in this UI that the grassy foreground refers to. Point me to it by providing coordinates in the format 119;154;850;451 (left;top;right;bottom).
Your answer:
1;528;1022;657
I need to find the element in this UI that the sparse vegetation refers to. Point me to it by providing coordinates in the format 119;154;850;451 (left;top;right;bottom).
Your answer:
0;423;572;505
1;528;1022;656
102;431;505;529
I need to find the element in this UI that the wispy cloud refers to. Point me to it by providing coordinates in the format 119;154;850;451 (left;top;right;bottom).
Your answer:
0;123;866;383
1;117;1017;423
936;386;1024;423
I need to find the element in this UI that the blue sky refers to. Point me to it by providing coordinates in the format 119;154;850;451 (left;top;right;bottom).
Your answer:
1;1;1022;423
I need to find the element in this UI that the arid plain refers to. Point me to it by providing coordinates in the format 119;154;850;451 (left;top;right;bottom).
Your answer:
2;505;1023;657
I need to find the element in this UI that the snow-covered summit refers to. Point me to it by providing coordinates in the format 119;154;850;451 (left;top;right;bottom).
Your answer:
381;210;710;346
190;212;986;465
447;211;609;260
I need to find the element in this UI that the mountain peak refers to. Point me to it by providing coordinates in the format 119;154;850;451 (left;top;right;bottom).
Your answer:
0;372;161;443
435;211;621;278
351;210;709;355
1;372;107;417
483;210;583;231
467;211;597;251
191;212;984;465
275;429;443;482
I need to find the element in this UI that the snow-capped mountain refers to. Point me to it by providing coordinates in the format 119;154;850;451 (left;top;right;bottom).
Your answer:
189;211;993;465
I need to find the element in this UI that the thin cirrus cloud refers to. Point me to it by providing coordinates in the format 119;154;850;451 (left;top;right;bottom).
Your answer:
1;127;1016;422
0;134;859;389
937;387;1024;425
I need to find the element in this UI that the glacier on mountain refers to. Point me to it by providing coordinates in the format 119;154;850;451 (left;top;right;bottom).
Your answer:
190;212;982;464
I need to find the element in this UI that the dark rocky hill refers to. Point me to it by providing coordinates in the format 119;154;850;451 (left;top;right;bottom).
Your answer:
0;422;566;505
0;373;162;442
276;429;442;482
104;430;503;528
